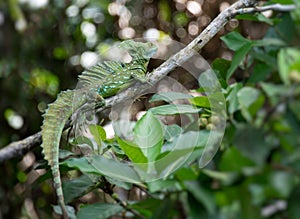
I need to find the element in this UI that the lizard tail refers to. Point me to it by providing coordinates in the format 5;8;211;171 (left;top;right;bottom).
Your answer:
41;90;86;219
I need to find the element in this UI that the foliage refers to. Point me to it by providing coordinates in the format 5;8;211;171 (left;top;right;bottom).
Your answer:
1;0;300;219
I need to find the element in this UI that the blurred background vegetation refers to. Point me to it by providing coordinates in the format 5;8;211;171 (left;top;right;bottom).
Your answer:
0;0;268;148
0;0;300;218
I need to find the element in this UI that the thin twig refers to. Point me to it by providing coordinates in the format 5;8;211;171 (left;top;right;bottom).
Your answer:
110;193;147;219
234;4;296;15
0;0;266;162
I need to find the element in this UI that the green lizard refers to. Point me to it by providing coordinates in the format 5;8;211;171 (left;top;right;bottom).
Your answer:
41;40;157;218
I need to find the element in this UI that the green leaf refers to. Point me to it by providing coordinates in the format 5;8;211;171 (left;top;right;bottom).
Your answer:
72;136;93;148
220;33;256;79
184;181;216;214
247;63;272;83
130;198;163;218
227;42;253;80
270;13;296;43
219;147;255;172
63;175;94;203
289;101;300;121
189;96;210;108
250;50;277;68
237;87;264;122
212;58;231;80
278;48;300;84
226;83;242;114
255;13;276;25
147;179;182;193
221;32;252;51
150;104;201;115
149;92;193;103
269;171;295;198
260;82;287;97
62;156;141;184
260;82;288;106
237;87;260;107
105;177;132;190
238;185;262;219
150;197;175;219
89;125;107;147
154;131;208;177
270;0;293;4
202;169;239;185
164;124;182;142
117;137;148;163
77;203;123;219
253;38;286;47
134;112;164;162
234;126;273;165
113;120;136;139
59;149;76;160
236;13;275;25
174;167;198;181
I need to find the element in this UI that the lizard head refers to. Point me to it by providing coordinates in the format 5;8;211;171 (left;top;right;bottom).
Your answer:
119;40;157;84
119;40;158;60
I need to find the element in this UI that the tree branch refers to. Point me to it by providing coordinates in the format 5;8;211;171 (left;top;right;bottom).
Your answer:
0;132;41;162
104;0;260;106
234;4;296;15
0;0;270;162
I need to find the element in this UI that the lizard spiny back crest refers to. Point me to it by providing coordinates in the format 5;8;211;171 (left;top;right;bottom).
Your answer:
78;40;157;95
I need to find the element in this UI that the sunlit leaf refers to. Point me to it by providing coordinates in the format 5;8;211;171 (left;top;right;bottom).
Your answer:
174;167;198;181
150;104;201;115
149;92;192;103
117;137;148;164
134;112;164;163
189;96;210;108
89;125;107;146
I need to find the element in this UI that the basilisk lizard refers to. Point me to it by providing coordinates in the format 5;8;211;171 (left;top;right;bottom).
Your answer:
41;40;157;218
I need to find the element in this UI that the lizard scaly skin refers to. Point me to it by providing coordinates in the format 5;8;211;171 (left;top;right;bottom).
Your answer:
41;40;157;218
